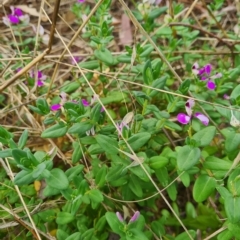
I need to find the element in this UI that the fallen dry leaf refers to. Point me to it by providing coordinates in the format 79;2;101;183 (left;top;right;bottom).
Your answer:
16;5;48;22
119;13;133;46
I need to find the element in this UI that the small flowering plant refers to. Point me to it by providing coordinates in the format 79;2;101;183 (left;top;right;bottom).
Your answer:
105;211;147;239
192;62;222;90
29;69;47;87
3;6;30;26
177;99;209;126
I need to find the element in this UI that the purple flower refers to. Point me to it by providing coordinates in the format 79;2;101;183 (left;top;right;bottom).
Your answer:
116;121;129;136
82;95;105;112
116;212;124;222
50;92;67;111
82;99;90;107
71;56;83;65
129;211;140;223
8;15;19;24
12;7;23;17
223;94;230;100
3;7;29;26
78;0;85;2
177;99;209;126
192;62;222;90
29;69;47;87
50;104;61;111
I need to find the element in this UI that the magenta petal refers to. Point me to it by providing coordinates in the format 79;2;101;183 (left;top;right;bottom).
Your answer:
82;99;90;107
194;112;209;126
200;76;207;81
37;80;44;86
8;15;19;24
207;81;216;90
116;212;124;222
50;104;61;111
14;8;23;17
177;113;191;125
129;211;140;223
204;64;212;75
198;67;206;75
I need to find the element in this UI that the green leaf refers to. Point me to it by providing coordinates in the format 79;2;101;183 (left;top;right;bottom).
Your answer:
87;189;104;203
72;141;83;164
129;175;143;197
231;84;240;99
228;222;240;239
149;156;169;169
143;60;153;85
56;229;69;240
0;125;13;144
0;149;12;158
192;126;216;147
140;44;154;57
95;216;107;231
148;6;168;20
95;134;118;155
94;49;114;66
18;130;28;149
56;212;75;225
81;228;94;240
41;123;68;138
204;156;232;171
193;175;216;202
127;132;151;151
117;55;131;63
90;103;102;123
36;98;50;115
78;60;99;70
65;165;84;181
28;105;45;115
177;146;201;171
12;149;28;165
225;196;240;223
155;167;169;187
149;76;167;97
175;230;196;240
32;162;46;178
225;132;240;152
166;182;177;201
105;212;124;236
38;209;56;222
65;232;81;240
14;170;34;186
127;228;148;240
95;165;107;187
179;171;190;187
45;168;69;190
228;169;240;196
68;121;93;135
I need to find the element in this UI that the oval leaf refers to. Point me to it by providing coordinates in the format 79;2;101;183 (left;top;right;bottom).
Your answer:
46;168;69;190
41;123;68;138
193;175;216;202
192;126;216;147
177;146;200;171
